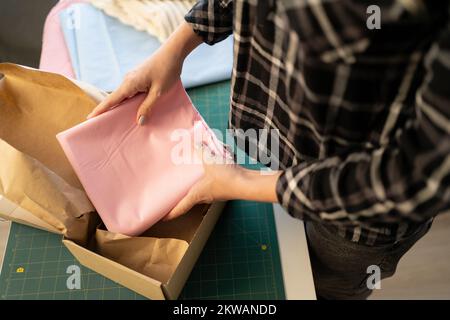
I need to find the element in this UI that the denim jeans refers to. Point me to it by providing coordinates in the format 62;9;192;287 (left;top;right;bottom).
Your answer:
305;219;433;300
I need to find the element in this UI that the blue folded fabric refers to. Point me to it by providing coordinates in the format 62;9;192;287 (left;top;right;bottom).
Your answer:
59;3;233;91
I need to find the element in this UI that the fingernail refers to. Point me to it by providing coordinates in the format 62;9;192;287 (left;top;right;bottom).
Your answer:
138;115;145;126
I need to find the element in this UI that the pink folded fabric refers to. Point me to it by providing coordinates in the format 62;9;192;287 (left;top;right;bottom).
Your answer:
57;81;223;236
39;0;87;77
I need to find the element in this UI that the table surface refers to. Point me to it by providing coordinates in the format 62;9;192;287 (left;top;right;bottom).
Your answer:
0;80;315;300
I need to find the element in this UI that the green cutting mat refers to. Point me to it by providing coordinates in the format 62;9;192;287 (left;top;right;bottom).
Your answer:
0;81;285;300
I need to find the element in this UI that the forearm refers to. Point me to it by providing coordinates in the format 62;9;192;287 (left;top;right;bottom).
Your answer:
159;21;203;62
231;168;282;203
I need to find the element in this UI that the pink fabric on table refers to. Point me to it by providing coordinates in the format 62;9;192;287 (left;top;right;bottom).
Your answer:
39;0;87;77
57;81;224;236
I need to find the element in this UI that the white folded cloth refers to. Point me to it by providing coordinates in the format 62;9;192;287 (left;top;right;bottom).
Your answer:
88;0;196;43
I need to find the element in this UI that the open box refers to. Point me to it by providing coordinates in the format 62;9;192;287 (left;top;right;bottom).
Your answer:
0;196;225;300
0;63;226;300
63;202;225;300
0;194;225;300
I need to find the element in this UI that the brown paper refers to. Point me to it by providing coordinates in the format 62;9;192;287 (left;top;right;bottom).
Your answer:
142;204;209;242
0;63;203;283
92;204;208;283
0;139;97;244
94;228;189;283
0;63;96;189
0;63;98;245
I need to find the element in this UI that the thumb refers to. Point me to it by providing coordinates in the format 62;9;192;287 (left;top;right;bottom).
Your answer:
87;85;127;119
136;87;161;125
163;191;196;221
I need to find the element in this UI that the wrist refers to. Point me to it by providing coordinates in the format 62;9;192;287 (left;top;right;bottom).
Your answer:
231;167;282;203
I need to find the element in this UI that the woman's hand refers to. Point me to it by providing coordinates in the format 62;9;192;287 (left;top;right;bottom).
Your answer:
87;48;182;124
87;22;203;124
164;145;282;221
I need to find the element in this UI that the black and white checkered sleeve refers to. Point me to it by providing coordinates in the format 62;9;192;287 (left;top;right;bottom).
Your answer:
184;0;233;45
276;20;450;225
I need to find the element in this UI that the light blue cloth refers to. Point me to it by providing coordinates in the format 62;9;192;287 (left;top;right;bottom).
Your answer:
59;3;233;92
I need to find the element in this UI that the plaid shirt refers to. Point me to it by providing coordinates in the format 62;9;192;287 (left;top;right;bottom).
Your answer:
185;0;450;246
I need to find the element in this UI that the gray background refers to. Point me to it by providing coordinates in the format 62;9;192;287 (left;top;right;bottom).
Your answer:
0;0;58;67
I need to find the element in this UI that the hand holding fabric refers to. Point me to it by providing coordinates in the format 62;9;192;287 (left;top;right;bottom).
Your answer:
165;143;282;221
87;21;203;124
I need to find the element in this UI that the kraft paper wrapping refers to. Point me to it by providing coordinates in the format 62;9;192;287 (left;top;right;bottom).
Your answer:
0;63;95;188
0;63;194;283
95;228;189;284
92;205;207;282
0;139;97;244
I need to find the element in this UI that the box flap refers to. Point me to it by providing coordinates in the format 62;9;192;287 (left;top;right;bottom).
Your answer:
63;239;166;300
162;201;226;300
0;195;61;234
